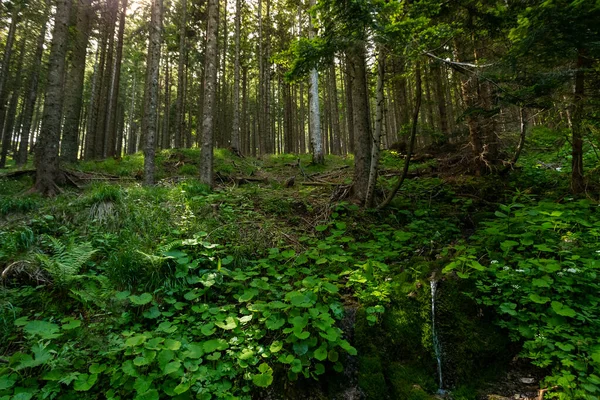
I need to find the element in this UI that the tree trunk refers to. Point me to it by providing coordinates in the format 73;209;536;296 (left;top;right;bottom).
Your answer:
174;0;186;149
344;56;355;153
61;0;91;163
34;0;72;195
432;61;449;139
348;40;371;203
143;0;162;185
17;9;48;166
0;31;26;168
199;0;219;186
105;0;127;158
329;61;342;155
365;49;385;208
230;0;241;154
0;4;20;157
571;48;588;193
308;0;323;164
127;71;137;155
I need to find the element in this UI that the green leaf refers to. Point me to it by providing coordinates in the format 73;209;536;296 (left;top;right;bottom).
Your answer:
551;301;577;317
164;339;182;351
173;381;191;395
0;374;17;390
315;225;329;232
322;282;339;293
293;330;310;340
500;240;519;251
338;340;357;356
61;317;82;330
314;345;327;361
125;335;147;347
314;363;326;375
203;339;229;353
293;342;309;356
201;323;216;336
129;293;153;305
269;341;283;353
499;303;517;316
215;316;238;330
143;307;161;319
239;288;259;302
135;389;159;400
291;358;303;373
328;350;339;362
185;343;204;359
134;376;153;394
24;320;61;339
529;294;550;304
252;371;274;388
162;361;181;375
73;373;98;391
122;360;139;377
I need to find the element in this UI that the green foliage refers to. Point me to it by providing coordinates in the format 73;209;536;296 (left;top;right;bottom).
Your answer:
445;198;600;398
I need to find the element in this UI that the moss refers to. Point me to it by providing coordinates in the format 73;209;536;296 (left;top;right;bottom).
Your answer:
388;363;437;399
435;277;511;388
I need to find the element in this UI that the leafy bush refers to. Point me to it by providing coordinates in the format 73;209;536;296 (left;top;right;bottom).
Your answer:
444;198;600;399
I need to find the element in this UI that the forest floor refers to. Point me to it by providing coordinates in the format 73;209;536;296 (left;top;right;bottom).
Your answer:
1;128;599;400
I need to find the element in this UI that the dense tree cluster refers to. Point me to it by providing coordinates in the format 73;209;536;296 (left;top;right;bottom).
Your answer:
0;0;598;201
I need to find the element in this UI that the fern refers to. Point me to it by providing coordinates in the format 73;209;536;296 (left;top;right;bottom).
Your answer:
37;236;96;287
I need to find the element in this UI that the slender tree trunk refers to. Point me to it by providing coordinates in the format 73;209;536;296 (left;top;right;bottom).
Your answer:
0;4;20;155
510;107;526;166
432;61;449;139
61;0;91;163
230;0;241;154
17;11;48;166
329;62;342;155
0;31;26;168
344;56;355;153
199;0;219;186
105;0;127;158
308;0;323;164
366;49;385;208
127;71;137;154
174;0;186;148
143;0;162;185
571;48;588;193
241;65;249;154
34;0;72;195
348;40;371;203
161;54;170;149
299;81;306;154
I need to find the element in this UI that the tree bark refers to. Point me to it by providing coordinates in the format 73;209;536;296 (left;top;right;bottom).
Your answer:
329;61;342;155
366;49;385;208
34;0;72;195
61;0;92;163
199;0;219;186
230;0;241;154
174;0;186;148
143;0;162;185
571;48;588;193
344;56;354;153
308;0;323;164
0;30;26;168
348;40;371;203
16;8;48;166
0;4;20;157
105;0;128;158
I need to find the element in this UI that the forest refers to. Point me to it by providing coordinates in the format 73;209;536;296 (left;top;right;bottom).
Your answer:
0;0;599;399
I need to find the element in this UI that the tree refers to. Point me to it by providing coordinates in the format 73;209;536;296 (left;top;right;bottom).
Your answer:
307;0;323;165
34;0;72;195
230;0;241;155
143;0;163;185
61;0;92;163
16;2;49;166
199;0;219;186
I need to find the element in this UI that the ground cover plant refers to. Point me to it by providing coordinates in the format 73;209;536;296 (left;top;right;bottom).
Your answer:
0;139;599;399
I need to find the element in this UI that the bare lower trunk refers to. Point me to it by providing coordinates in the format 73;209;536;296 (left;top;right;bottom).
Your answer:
365;49;385;208
175;0;186;149
199;0;219;186
61;0;91;163
348;40;371;203
143;0;162;185
571;49;588;193
34;0;72;195
17;11;48;166
230;0;241;154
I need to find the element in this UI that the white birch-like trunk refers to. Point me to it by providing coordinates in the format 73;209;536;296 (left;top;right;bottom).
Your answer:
308;0;323;164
